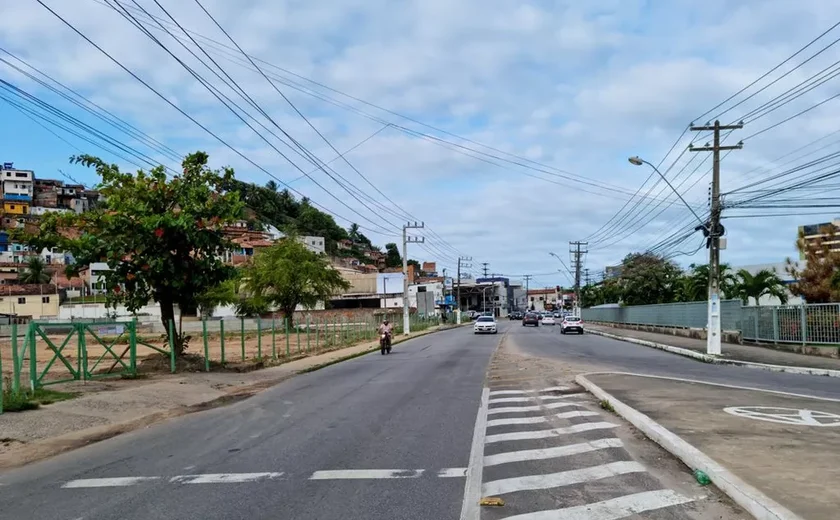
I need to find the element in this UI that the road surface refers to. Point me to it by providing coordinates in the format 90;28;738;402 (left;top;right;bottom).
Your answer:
0;322;745;519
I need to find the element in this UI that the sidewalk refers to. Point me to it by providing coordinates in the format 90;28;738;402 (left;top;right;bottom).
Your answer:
579;372;840;520
587;324;840;374
0;323;462;469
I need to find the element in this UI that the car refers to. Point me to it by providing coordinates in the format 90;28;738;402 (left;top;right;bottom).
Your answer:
552;311;562;318
542;315;556;325
560;315;584;334
522;312;540;326
474;315;498;334
509;311;523;320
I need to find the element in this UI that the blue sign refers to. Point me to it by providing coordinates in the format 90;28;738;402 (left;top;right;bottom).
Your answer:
2;163;12;169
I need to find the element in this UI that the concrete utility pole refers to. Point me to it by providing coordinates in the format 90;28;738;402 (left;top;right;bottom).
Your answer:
689;120;743;356
402;222;425;335
456;256;472;324
523;274;532;311
569;241;588;317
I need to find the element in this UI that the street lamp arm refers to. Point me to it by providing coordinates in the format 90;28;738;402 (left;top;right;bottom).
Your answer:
628;156;708;230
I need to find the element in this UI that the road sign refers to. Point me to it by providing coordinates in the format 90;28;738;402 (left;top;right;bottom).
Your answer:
723;406;840;427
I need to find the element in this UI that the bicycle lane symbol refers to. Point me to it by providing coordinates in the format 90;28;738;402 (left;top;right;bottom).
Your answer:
723;406;840;427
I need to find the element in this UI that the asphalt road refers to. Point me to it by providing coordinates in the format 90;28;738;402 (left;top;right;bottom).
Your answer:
511;321;840;399
0;325;497;520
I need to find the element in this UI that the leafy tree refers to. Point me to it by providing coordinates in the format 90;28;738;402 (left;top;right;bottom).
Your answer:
581;279;622;307
241;238;350;319
733;268;788;306
686;263;737;300
23;152;243;355
787;225;840;303
196;276;240;318
265;180;278;192
617;252;682;305
18;256;52;284
384;243;402;268
407;258;421;272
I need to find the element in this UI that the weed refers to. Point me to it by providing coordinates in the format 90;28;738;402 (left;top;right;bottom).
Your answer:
599;399;615;413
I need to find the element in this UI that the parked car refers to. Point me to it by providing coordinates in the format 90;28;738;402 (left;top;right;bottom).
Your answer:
542;315;556;325
509;311;523;320
560;315;584;334
522;312;540;327
474;315;498;334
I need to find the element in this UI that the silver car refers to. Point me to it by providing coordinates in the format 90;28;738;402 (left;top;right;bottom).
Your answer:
474;315;498;334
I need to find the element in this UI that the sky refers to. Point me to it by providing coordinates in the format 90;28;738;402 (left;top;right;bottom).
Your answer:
2;0;840;290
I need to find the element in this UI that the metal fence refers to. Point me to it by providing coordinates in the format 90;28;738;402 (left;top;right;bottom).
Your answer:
583;300;840;346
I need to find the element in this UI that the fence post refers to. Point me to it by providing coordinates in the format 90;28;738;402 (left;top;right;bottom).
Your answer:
240;317;246;361
220;319;226;365
315;317;320;352
77;323;87;382
296;317;301;353
168;319;176;373
129;319;138;376
306;315;311;353
257;316;262;360
772;307;779;343
202;319;210;372
285;317;291;358
28;322;37;391
753;310;759;341
0;336;4;413
800;304;808;346
271;316;277;360
10;322;19;394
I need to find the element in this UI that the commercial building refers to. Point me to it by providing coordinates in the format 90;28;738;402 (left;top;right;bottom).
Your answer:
798;219;840;259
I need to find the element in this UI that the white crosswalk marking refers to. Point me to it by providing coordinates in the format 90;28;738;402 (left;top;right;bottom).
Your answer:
482;461;646;496
498;489;695;519
62;477;159;488
170;473;283;484
436;467;467;478
489;395;576;404
487;401;587;415
487;411;600;427
483;438;624;467
309;469;424;480
485;421;619;444
488;386;571;397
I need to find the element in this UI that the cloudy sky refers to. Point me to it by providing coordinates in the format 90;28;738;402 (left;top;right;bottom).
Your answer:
2;0;840;289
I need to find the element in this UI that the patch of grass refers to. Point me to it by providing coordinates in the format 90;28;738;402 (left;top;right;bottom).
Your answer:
30;388;79;405
1;381;78;412
599;399;615;413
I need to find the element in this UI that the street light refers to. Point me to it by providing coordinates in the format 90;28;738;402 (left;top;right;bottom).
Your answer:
627;156;708;231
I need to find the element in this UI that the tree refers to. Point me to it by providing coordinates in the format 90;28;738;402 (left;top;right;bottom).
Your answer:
384;243;402;268
348;223;361;243
682;263;737;301
617;252;682;305
787;225;840;303
265;180;278;192
196;276;240;318
733;268;788;306
18;256;52;284
241;238;350;319
23;152;243;355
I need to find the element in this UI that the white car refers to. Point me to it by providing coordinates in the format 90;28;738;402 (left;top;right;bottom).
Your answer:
542;315;556;325
474;315;498;334
560;316;584;334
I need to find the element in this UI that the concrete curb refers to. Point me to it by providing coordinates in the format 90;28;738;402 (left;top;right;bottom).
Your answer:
586;328;840;378
575;373;804;520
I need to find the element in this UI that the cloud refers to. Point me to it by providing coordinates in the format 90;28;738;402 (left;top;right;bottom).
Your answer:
1;0;839;286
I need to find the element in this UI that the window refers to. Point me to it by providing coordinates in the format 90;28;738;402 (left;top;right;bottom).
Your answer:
8;205;14;210
42;296;50;303
15;172;27;178
17;297;25;304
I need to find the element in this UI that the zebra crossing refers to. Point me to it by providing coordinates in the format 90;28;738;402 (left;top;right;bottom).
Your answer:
475;383;704;519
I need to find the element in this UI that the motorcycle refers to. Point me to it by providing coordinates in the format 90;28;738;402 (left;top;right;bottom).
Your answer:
380;331;392;355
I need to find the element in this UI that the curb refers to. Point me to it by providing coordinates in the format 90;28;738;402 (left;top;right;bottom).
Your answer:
575;373;803;520
586;328;840;378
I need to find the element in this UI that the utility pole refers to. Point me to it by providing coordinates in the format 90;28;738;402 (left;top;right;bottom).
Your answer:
456;256;472;324
481;262;489;278
402;222;425;335
689;120;743;356
569;241;588;317
523;274;532;311
584;268;591;287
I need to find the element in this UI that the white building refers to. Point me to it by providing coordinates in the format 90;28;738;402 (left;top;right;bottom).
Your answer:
409;282;444;315
86;262;110;294
30;206;72;216
1;168;34;201
299;235;325;255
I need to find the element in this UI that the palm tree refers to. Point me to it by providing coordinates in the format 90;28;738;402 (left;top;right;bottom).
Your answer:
734;268;788;306
688;263;737;299
18;256;52;284
348;223;360;244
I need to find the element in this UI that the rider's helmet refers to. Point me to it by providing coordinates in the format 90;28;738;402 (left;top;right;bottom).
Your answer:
383;319;389;324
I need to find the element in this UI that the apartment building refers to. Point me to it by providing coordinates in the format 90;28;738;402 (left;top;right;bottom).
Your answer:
798;219;840;259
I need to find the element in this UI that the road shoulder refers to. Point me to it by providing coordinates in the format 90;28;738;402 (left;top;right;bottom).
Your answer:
578;371;840;520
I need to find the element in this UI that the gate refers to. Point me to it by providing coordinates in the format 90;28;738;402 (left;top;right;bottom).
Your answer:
20;321;138;389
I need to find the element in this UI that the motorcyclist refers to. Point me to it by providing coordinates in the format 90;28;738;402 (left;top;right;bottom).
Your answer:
378;319;393;338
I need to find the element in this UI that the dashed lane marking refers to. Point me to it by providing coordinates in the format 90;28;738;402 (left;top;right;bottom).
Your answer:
499;489;695;520
310;469;424;480
486;411;600;427
481;461;646;496
483;438;624;467
487;400;587;415
484;422;619;444
170;473;284;484
62;477;160;488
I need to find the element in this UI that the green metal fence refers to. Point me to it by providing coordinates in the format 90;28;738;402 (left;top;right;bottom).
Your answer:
583;300;840;346
0;312;439;414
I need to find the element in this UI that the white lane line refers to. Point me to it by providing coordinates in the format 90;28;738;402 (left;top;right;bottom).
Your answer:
310;469;424;480
437;467;468;478
460;387;490;520
487;410;600;427
488;401;587;415
485;422;619;444
488;395;575;404
499;489;695;520
488;386;571;397
170;473;284;484
482;461;646;496
62;477;160;488
483;438;624;467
